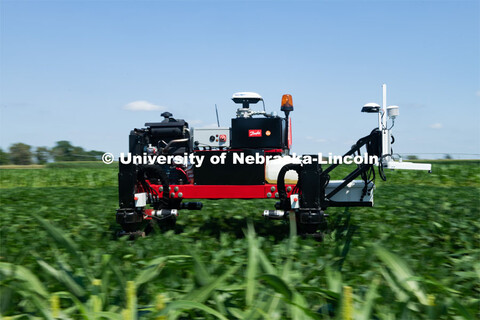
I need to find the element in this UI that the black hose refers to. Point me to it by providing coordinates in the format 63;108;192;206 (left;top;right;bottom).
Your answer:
277;163;303;203
378;155;390;181
137;165;170;206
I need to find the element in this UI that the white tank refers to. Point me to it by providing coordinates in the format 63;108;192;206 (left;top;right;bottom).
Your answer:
265;156;302;184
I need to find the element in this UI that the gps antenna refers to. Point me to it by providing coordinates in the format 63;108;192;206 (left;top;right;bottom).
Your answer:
215;104;220;127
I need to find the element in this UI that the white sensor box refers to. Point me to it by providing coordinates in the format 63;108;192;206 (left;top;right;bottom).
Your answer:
192;128;230;148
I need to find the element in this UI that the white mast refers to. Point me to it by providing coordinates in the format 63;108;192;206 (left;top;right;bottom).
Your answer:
381;84;390;158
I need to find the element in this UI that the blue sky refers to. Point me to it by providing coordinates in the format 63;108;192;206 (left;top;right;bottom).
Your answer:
1;0;479;159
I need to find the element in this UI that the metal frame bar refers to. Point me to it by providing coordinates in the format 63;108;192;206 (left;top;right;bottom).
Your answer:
148;183;295;199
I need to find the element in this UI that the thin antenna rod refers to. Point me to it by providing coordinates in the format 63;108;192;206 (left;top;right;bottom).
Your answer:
215;104;220;127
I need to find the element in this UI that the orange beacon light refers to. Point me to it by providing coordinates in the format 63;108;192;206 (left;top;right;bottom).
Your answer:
281;94;293;114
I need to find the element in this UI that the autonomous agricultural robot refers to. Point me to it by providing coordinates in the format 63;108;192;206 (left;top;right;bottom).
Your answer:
116;85;430;237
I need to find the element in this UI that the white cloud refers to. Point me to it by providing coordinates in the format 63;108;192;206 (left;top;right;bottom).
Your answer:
123;100;165;111
476;90;480;97
429;123;443;129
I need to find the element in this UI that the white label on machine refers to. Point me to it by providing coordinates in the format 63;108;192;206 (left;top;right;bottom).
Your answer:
134;193;147;207
290;194;300;209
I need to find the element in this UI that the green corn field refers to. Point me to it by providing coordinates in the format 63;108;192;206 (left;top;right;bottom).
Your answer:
0;161;479;319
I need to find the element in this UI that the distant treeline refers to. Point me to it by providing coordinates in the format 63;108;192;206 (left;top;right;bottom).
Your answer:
0;141;104;165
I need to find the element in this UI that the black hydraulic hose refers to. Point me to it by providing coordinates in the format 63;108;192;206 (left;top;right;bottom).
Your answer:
323;129;379;177
138;165;170;206
277;163;303;201
378;155;389;181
